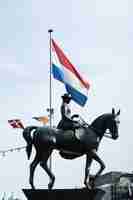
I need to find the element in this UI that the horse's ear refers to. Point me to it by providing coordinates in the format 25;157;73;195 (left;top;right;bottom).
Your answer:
112;108;115;116
116;109;120;116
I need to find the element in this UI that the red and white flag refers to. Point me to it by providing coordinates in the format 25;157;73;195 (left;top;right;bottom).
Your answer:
8;119;24;129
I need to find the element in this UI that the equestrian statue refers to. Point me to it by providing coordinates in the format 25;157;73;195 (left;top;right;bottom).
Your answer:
22;94;120;190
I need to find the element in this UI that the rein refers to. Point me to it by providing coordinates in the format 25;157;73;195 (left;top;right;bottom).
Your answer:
104;133;112;139
90;126;112;139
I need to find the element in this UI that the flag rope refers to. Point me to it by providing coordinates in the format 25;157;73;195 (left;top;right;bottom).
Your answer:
0;146;26;157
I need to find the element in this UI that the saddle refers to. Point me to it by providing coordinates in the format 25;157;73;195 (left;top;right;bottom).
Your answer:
58;127;85;142
59;127;98;159
58;125;98;144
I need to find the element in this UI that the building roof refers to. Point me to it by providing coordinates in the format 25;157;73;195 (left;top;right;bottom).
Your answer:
95;171;133;187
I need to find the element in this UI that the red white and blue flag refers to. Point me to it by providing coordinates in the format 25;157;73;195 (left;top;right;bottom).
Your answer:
52;39;90;106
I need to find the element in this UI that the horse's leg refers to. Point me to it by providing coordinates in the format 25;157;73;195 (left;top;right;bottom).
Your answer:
84;150;105;189
40;150;55;190
84;153;93;189
29;153;40;189
91;151;105;178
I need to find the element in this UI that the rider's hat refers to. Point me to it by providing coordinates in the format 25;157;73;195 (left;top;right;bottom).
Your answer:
61;93;72;100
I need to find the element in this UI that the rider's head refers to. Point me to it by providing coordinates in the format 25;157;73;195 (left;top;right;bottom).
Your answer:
61;93;72;104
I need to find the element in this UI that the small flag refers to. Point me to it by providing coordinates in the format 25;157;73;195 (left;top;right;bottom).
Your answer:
8;119;24;129
52;39;90;106
32;116;49;125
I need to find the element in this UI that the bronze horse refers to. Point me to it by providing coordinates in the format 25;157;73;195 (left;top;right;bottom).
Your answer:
22;108;120;189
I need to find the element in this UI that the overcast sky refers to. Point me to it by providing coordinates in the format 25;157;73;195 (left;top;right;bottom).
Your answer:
0;0;131;199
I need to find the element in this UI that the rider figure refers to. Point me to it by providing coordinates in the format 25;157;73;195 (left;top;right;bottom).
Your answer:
57;93;80;131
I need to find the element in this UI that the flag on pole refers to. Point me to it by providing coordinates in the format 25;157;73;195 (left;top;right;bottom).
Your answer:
8;119;24;129
52;39;90;106
32;116;49;125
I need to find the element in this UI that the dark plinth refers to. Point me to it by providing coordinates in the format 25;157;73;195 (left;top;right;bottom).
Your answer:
23;188;105;200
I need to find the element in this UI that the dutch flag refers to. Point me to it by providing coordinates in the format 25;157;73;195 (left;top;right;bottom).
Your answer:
52;39;90;106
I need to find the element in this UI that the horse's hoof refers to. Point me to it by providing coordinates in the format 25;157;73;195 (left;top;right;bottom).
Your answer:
31;185;36;190
86;183;92;190
84;181;92;190
48;183;53;190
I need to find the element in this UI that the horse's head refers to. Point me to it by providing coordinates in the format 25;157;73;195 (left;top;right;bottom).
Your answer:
90;108;120;140
105;108;120;140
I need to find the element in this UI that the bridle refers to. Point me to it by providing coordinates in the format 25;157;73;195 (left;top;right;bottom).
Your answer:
104;116;120;139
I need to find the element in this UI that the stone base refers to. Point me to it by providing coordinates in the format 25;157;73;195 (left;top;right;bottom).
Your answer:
23;188;105;200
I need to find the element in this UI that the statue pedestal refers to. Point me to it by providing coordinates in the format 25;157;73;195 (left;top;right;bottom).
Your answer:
23;188;105;200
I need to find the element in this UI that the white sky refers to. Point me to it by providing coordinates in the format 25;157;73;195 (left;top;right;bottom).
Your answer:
0;0;131;199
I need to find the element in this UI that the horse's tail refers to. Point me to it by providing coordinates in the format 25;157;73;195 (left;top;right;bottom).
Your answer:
23;126;37;160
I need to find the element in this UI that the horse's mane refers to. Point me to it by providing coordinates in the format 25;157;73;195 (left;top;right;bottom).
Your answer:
90;113;112;128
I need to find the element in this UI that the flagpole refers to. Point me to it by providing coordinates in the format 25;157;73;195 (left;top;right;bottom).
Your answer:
48;29;53;171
